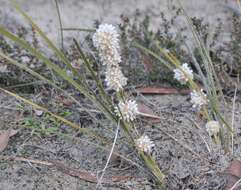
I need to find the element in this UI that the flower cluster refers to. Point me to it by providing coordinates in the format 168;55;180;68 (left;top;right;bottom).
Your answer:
93;24;155;154
190;89;208;109
105;65;127;92
93;24;127;92
92;24;121;66
115;100;139;122
135;135;155;154
173;63;208;110
205;120;220;137
173;63;193;85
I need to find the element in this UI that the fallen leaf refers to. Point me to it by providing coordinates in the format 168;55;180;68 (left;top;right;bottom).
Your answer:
53;161;136;183
225;160;241;190
0;129;18;152
142;54;154;72
56;96;74;106
9;130;18;137
138;103;161;123
111;175;136;182
53;161;97;183
227;160;241;177
136;87;191;95
0;156;136;184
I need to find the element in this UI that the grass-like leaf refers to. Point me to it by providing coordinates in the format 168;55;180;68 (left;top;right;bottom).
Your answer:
0;3;166;187
11;0;87;84
0;87;109;143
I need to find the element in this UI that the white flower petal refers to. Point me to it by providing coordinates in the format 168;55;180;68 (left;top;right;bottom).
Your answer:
105;65;127;92
115;100;138;122
135;135;154;154
173;63;193;85
190;89;207;108
93;24;121;66
206;120;220;136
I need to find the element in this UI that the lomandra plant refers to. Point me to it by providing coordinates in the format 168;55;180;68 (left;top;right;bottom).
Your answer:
135;1;233;151
0;1;165;189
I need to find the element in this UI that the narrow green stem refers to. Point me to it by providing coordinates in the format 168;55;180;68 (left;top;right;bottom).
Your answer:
73;39;112;107
54;0;64;49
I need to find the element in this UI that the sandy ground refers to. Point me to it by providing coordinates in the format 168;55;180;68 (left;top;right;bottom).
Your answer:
0;0;241;189
0;0;233;47
1;90;241;189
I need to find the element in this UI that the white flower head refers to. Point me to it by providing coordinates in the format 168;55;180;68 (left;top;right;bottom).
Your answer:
115;99;139;122
92;24;121;66
206;120;220;137
135;135;155;154
173;63;193;84
190;89;208;108
105;65;127;92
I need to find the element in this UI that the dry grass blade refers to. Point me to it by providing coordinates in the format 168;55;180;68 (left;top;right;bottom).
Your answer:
229;178;241;190
0;27;90;98
0;87;109;144
0;27;115;122
0;155;53;166
96;120;120;188
73;39;111;106
137;103;161;123
54;0;64;49
0;52;81;106
231;86;238;154
0;156;136;184
62;28;95;32
133;42;173;70
11;0;93;87
53;162;98;183
1;4;166;187
157;128;212;164
136;87;191;95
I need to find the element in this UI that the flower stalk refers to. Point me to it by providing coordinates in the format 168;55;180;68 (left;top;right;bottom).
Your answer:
92;23;165;188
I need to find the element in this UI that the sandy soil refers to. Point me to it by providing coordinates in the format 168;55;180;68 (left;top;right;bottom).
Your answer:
0;0;232;47
0;0;241;189
1;89;241;189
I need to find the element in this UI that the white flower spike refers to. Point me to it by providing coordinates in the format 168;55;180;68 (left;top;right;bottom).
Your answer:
115;99;139;122
105;65;127;92
206;120;220;137
173;63;193;85
190;89;207;108
135;135;155;154
92;24;121;66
